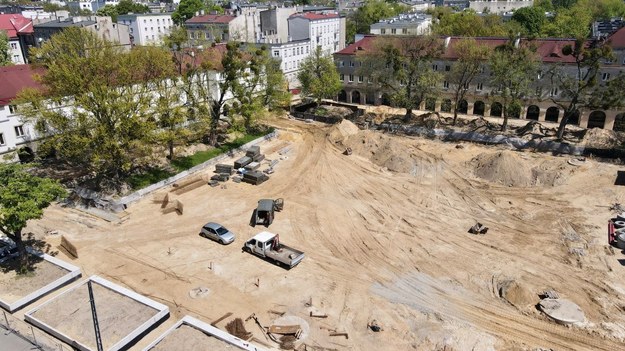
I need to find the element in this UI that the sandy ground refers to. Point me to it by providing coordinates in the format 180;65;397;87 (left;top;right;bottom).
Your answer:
149;324;237;351
29;281;158;350
0;258;68;303
24;115;625;350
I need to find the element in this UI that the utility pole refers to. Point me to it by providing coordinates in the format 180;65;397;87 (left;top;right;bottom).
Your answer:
87;281;103;351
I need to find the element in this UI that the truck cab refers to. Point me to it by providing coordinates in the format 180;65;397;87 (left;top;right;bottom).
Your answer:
244;231;305;268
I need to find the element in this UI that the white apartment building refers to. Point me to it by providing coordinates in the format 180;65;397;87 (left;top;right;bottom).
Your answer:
118;13;174;46
287;12;345;55
269;39;310;88
469;0;532;14
370;14;432;36
0;14;33;65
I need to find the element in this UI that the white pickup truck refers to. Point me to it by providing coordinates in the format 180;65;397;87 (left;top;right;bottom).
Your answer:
244;232;305;268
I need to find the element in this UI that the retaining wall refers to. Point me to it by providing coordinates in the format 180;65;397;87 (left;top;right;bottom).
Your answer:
0;251;81;312
112;131;278;211
24;275;169;351
142;315;266;351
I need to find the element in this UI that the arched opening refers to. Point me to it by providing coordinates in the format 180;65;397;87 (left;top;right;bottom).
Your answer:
441;99;452;113
508;102;521;119
566;110;580;125
457;99;468;114
545;106;559;123
490;102;503;117
614;113;625;132
351;90;361;104
366;92;375;105
473;101;485;116
18;147;35;163
587;110;606;129
337;90;347;102
425;98;436;111
381;93;391;106
526;105;540;120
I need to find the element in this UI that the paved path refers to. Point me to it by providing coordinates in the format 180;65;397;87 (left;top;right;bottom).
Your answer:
0;328;38;351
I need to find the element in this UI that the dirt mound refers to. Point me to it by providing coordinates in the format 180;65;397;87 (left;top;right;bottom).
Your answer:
499;280;536;309
328;119;360;143
516;121;557;140
345;131;425;173
472;151;533;187
581;128;622;148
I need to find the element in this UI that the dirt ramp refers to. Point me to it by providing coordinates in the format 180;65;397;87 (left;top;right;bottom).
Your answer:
327;119;360;143
472;151;533;187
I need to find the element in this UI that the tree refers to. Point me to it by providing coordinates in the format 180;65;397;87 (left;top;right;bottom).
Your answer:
552;0;578;8
297;46;342;105
548;38;625;139
0;31;10;66
430;8;509;37
17;28;173;187
172;0;204;25
363;36;443;119
261;55;291;111
535;0;554;12
489;39;539;131
0;164;66;273
96;5;119;22
116;0;150;15
346;0;409;43
446;39;490;125
511;7;546;37
42;2;64;14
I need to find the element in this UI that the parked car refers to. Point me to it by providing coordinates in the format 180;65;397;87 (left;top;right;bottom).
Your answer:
200;222;235;245
0;237;19;264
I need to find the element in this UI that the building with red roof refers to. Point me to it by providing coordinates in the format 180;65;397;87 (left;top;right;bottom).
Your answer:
0;14;34;64
334;33;625;131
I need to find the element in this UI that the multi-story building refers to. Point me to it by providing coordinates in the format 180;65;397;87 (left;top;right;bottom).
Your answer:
33;16;131;53
469;0;532;13
0;65;43;160
287;12;345;55
399;0;431;12
268;39;310;88
333;31;625;131
185;13;248;44
0;14;34;64
117;13;174;46
370;14;431;36
259;6;297;44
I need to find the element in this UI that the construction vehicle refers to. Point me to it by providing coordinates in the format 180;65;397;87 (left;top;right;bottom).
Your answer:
243;232;305;268
251;198;284;227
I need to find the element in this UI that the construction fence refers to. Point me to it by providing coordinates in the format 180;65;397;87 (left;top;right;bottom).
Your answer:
1;310;69;351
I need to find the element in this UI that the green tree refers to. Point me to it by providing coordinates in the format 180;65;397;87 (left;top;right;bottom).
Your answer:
576;0;625;20
172;0;204;25
346;0;409;43
489;39;539;131
446;39;490;125
297;46;342;105
430;8;509;37
0;164;66;273
17;28;173;187
552;0;577;8
0;31;10;66
42;2;64;13
511;7;546;37
261;56;291;111
364;36;443;119
96;5;119;22
116;0;150;15
541;5;592;38
535;0;554;12
547;39;625;139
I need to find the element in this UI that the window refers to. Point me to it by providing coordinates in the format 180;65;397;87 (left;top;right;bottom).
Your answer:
463;82;469;89
476;83;483;91
14;125;24;137
391;28;396;34
339;60;344;67
549;87;558;96
273;50;279;57
340;74;344;81
0;133;4;146
445;65;451;71
348;74;353;82
402;28;407;34
381;28;386;34
306;46;309;54
602;72;611;81
443;81;449;89
432;64;438;71
367;76;372;83
358;76;363;83
10;42;17;50
8;105;17;114
349;61;355;67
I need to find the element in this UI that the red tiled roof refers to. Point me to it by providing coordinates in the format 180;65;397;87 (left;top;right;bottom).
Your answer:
186;14;236;24
0;14;33;39
335;35;580;64
290;12;339;21
0;65;44;106
607;26;625;48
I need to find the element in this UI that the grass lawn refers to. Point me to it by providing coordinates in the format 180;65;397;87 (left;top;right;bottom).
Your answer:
127;131;270;190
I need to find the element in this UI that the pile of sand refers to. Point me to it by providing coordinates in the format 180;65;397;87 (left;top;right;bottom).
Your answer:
498;280;536;310
344;131;422;173
581;128;622;148
327;119;360;143
472;151;533;187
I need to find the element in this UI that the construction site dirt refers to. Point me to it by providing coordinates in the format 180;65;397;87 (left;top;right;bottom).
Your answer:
23;116;625;350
